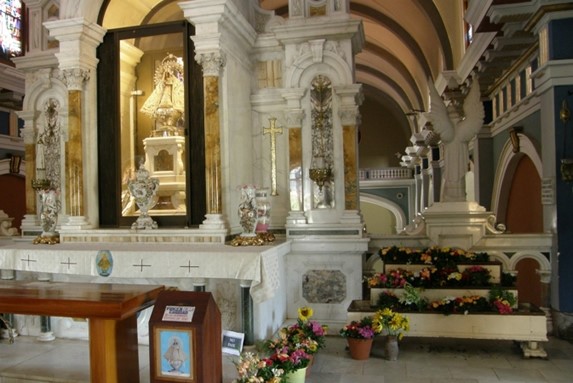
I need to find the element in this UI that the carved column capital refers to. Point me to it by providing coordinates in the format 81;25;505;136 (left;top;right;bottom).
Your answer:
60;68;90;90
339;106;360;126
286;109;305;128
195;52;226;77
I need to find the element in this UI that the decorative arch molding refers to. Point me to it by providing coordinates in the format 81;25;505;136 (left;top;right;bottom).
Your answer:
286;50;353;89
61;0;105;23
508;251;551;279
491;133;542;223
479;250;511;274
23;75;68;114
360;193;406;234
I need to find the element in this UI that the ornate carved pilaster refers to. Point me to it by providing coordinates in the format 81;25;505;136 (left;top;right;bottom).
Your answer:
43;18;104;229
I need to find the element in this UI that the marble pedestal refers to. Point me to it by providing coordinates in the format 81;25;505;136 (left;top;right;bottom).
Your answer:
286;233;369;328
412;202;502;249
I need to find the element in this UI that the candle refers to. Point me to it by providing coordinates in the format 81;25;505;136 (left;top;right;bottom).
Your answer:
36;142;46;180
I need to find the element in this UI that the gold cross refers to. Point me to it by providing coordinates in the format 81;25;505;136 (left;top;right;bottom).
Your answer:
263;117;283;196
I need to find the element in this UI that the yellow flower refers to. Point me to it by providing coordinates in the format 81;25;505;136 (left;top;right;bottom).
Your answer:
298;306;313;321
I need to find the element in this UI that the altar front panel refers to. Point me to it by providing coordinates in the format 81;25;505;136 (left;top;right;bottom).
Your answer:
0;240;291;342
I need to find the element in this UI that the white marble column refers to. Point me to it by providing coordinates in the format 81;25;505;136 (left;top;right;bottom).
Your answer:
44;18;106;230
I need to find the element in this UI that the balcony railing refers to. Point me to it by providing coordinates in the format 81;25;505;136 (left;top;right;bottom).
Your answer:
359;167;413;180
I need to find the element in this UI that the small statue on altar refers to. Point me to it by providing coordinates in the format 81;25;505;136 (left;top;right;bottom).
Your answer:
425;77;484;202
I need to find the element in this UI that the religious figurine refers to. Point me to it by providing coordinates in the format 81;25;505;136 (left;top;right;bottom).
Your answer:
140;53;185;137
163;336;187;374
426;77;484;202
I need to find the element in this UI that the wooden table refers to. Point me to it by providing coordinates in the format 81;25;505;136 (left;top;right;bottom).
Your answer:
0;281;164;382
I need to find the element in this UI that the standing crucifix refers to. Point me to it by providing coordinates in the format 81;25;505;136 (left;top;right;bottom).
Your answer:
263;117;283;196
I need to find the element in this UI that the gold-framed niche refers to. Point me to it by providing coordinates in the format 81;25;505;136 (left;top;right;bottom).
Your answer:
97;21;206;228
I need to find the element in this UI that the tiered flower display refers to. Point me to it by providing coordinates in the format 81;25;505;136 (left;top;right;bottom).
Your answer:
366;265;497;289
370;246;518;316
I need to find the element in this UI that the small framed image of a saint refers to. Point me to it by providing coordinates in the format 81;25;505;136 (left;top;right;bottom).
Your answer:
154;327;195;382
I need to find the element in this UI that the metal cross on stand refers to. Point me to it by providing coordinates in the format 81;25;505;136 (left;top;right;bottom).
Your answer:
263;117;283;195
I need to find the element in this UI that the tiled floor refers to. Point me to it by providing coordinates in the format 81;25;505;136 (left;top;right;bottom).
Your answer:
1;335;573;382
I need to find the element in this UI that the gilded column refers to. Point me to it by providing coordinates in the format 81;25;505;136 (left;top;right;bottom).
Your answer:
196;52;225;216
342;124;358;210
61;69;90;218
282;89;306;224
289;127;303;210
337;85;362;212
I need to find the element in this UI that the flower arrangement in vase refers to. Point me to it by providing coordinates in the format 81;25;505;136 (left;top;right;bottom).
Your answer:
287;307;328;354
261;306;326;379
263;337;311;376
373;308;410;340
373;308;410;361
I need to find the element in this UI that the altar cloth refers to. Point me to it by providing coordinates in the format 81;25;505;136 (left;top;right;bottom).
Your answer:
0;240;291;303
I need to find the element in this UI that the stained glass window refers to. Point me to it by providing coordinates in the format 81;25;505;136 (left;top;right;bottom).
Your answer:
0;0;24;61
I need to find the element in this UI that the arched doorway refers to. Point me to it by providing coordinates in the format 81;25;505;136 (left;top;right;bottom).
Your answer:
504;155;544;307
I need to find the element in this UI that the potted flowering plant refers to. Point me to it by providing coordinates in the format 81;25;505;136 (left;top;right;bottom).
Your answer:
262;306;324;381
461;265;492;286
373;308;410;361
339;315;379;339
233;351;284;383
263;336;311;380
339;315;380;360
489;287;517;314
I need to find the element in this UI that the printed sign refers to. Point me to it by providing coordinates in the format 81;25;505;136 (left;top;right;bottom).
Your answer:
162;306;195;323
222;330;244;356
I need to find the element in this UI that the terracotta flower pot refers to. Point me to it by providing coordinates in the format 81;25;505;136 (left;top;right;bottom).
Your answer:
347;337;373;360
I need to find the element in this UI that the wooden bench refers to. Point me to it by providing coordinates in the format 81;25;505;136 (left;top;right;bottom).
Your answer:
0;281;164;382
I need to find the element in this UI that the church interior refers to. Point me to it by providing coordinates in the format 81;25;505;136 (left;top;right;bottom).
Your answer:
1;0;573;381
